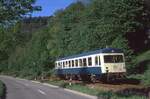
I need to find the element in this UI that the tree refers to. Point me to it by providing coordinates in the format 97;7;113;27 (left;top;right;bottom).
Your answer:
0;0;41;25
47;0;148;69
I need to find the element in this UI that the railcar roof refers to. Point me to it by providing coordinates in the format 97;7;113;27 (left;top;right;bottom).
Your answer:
56;48;123;61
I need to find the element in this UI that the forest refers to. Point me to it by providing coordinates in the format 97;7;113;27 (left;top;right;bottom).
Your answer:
0;0;150;86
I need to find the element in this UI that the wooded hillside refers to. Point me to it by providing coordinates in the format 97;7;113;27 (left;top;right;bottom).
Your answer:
0;0;149;85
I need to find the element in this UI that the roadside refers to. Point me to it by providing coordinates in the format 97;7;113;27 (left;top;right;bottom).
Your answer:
0;80;6;99
42;78;149;99
1;75;149;99
0;76;95;99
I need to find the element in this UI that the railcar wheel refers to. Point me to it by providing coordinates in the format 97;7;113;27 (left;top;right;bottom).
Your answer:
77;75;82;81
90;74;96;83
65;74;70;80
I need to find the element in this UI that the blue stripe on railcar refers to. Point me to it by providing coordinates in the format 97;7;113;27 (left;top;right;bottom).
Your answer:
55;67;102;75
57;48;123;61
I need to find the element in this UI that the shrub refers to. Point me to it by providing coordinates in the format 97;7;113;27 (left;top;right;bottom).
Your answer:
0;81;5;97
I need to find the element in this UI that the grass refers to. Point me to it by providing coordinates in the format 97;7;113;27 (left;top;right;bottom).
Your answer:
47;79;100;95
0;80;5;97
66;83;99;96
47;79;148;99
97;91;147;99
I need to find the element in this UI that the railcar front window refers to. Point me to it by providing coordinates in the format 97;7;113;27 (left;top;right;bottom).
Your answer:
104;55;124;63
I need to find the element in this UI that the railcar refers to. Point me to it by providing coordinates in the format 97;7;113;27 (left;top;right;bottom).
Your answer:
55;48;126;81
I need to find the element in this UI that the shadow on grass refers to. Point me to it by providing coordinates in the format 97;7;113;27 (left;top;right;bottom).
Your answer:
113;78;140;85
100;78;141;85
97;87;150;99
59;82;68;88
116;87;150;97
97;91;113;99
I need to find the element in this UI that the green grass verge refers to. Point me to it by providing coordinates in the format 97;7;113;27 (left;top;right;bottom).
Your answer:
0;80;5;97
47;80;148;99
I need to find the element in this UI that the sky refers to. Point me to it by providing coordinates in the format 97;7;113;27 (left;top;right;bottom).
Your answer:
32;0;75;17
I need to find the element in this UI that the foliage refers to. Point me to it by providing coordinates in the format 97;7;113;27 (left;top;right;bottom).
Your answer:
47;79;147;99
48;0;149;70
133;50;150;65
0;80;5;97
128;50;150;85
143;65;150;86
7;28;53;78
0;0;150;83
0;0;41;25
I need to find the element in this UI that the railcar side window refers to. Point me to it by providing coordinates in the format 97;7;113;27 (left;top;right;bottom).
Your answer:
60;62;62;67
99;56;101;65
66;61;67;67
57;62;59;68
58;62;60;67
95;56;98;65
60;62;63;67
79;59;82;66
55;63;57;67
72;60;74;67
88;57;92;66
63;62;65;67
83;58;87;66
69;61;71;67
75;60;78;67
